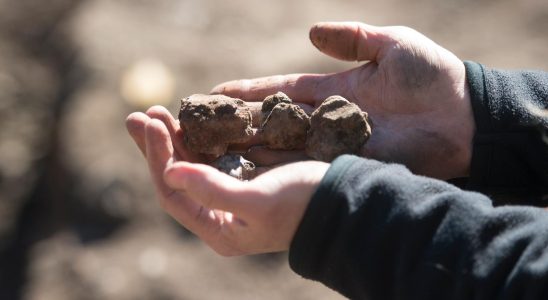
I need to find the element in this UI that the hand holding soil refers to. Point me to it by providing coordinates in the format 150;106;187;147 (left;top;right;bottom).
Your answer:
126;106;330;255
211;22;475;180
125;20;478;258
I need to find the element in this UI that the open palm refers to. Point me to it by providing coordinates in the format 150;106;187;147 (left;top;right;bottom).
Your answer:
212;22;475;179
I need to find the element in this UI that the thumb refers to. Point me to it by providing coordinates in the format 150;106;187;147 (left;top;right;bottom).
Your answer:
164;161;249;213
309;22;387;62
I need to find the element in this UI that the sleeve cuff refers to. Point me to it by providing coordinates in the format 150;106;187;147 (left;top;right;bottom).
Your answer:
288;155;382;278
464;61;492;134
464;61;492;189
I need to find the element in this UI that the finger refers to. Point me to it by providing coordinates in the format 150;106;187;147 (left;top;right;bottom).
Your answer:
253;162;290;178
309;22;387;62
145;119;176;200
243;146;309;167
144;119;222;238
164;161;250;213
146;105;179;141
126;112;150;157
211;73;345;105
146;105;204;163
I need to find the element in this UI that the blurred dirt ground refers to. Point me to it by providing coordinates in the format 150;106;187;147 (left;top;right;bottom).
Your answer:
0;0;546;299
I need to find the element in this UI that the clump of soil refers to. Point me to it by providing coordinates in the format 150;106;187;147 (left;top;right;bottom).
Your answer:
178;94;253;157
305;96;371;162
260;93;310;150
211;154;256;180
261;92;292;121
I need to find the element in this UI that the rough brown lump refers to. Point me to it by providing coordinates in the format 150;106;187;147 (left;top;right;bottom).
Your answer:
178;94;253;157
261;91;293;122
260;94;310;150
305;95;371;162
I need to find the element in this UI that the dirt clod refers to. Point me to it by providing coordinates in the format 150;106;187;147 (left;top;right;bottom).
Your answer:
306;95;371;162
261;102;310;150
261;92;293;121
178;94;253;157
210;154;256;180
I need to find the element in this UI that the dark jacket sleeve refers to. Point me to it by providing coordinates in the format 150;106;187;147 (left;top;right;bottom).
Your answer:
464;62;548;205
289;155;548;300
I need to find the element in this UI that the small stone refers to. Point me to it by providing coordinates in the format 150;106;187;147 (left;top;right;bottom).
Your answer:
210;154;256;180
178;94;253;157
306;96;371;162
260;102;310;150
261;92;292;121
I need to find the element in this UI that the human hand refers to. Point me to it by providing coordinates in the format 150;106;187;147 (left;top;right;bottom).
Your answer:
126;109;329;255
211;22;475;180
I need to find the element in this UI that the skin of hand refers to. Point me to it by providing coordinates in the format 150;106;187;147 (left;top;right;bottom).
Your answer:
211;21;476;180
126;108;328;255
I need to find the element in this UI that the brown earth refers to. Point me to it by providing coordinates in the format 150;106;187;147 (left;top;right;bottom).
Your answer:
179;94;253;157
0;0;546;299
306;96;371;162
261;102;310;151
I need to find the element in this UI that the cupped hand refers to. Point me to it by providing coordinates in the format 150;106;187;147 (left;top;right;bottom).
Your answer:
211;22;475;179
126;108;328;255
164;159;328;255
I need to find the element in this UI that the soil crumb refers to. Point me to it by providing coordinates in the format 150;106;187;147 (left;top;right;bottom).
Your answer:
261;101;310;150
178;94;253;157
306;95;371;162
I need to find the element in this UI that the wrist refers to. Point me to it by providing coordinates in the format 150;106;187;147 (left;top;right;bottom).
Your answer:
427;60;475;179
456;76;475;176
447;61;475;178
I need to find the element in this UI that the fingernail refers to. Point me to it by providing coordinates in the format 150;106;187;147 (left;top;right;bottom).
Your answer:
309;24;322;50
309;23;327;51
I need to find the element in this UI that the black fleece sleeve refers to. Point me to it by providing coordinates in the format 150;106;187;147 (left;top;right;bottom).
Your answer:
289;155;548;300
464;62;548;205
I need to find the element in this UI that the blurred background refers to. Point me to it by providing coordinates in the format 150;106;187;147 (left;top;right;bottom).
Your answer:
0;0;546;299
